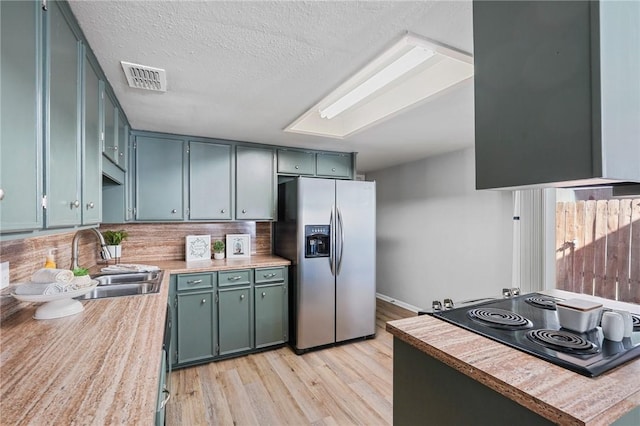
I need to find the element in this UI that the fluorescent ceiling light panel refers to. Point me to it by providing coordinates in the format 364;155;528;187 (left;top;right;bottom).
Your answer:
319;46;435;119
285;33;473;139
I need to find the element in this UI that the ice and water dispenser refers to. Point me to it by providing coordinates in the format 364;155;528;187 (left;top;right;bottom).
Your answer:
305;225;330;258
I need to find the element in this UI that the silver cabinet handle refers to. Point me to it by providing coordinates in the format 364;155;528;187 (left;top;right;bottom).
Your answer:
332;167;336;172
187;279;203;284
171;209;177;214
227;276;242;281
70;200;80;208
86;202;95;209
160;386;171;409
263;273;277;278
0;188;4;200
240;294;245;300
241;209;247;214
221;209;226;213
262;292;266;297
201;299;206;304
294;165;300;169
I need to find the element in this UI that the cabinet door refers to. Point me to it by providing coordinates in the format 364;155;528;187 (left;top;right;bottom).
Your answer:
155;349;167;426
277;150;315;175
102;93;118;165
0;0;43;232
46;1;82;227
218;286;252;356
316;153;352;178
236;146;274;220
189;141;232;220
255;283;287;348
117;110;128;170
135;136;185;220
82;55;102;225
177;290;216;364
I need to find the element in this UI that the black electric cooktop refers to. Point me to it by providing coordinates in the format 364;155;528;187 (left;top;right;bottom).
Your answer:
430;293;640;377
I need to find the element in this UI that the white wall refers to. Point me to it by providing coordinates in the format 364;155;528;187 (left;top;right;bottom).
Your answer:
368;148;514;310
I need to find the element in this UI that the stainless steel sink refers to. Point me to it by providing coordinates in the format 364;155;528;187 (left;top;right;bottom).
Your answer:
93;271;162;285
75;270;163;300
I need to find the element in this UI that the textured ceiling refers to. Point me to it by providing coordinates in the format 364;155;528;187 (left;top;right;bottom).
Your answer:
68;1;474;173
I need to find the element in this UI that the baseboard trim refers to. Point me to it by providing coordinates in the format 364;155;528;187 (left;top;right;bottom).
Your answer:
376;293;421;313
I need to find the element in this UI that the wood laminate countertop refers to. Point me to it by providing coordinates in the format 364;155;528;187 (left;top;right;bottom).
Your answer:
0;255;290;425
386;291;640;425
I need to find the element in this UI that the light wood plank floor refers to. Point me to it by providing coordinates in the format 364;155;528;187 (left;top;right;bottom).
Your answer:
167;299;415;426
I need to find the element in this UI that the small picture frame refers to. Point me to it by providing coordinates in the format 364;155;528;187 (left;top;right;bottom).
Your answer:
185;235;211;262
226;234;250;258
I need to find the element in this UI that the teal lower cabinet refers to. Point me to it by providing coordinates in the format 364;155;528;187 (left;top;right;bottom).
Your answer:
155;350;168;426
171;266;288;369
254;283;287;348
218;285;253;356
173;272;217;366
254;267;288;348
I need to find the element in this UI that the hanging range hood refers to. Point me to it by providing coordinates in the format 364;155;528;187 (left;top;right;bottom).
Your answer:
473;0;640;191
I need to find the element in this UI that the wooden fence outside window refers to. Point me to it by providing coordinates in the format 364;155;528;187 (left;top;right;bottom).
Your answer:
556;198;640;303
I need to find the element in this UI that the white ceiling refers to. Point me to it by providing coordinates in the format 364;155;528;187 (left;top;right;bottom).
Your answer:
68;0;474;173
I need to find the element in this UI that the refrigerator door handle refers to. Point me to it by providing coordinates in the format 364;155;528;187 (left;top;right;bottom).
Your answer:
336;207;345;275
329;207;335;276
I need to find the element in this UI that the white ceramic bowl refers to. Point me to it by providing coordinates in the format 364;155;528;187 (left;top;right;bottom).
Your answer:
556;299;603;333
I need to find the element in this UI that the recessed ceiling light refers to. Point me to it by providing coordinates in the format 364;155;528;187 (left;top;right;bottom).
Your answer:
285;33;473;139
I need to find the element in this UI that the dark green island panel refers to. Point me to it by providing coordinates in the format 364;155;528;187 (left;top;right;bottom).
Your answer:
393;338;552;425
393;337;640;425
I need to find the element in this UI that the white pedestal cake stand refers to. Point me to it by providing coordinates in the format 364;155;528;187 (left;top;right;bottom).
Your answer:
11;281;98;319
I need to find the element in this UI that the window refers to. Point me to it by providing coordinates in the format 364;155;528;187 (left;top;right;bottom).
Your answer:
555;188;639;304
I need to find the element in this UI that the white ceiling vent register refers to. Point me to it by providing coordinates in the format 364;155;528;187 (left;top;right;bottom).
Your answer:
120;61;167;92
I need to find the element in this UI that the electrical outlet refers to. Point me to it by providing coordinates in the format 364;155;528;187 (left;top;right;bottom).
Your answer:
0;262;9;289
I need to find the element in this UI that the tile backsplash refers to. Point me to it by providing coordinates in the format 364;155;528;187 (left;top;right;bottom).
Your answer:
0;222;272;283
98;222;272;262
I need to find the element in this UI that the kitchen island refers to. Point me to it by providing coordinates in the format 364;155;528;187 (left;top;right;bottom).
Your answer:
386;291;640;425
0;255;290;425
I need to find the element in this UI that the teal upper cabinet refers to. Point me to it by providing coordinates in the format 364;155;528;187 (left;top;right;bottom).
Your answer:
117;109;128;170
0;0;43;233
102;92;117;165
103;92;127;169
277;149;354;179
316;153;352;178
135;136;185;220
277;149;315;175
236;146;275;220
46;1;82;228
82;54;102;225
189;141;233;220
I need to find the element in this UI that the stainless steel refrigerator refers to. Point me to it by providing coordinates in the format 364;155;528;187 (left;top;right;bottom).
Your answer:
275;177;376;353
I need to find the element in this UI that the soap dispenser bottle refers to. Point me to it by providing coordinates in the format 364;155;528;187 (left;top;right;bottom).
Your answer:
44;249;57;269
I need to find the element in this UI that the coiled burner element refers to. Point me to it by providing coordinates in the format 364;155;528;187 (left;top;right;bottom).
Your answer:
633;314;640;331
524;296;557;310
526;329;598;354
467;308;533;330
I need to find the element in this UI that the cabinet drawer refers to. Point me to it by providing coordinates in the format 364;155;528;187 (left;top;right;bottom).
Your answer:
255;267;285;284
277;150;315;175
219;269;252;286
316;153;351;178
177;273;215;291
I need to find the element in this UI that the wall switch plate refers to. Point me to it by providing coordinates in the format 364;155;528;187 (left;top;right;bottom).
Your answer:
0;262;9;289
